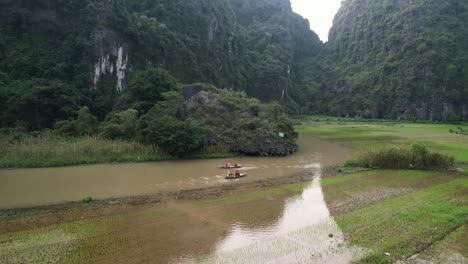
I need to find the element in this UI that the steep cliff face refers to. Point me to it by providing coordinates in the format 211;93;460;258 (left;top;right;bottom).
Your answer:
1;0;466;123
0;0;321;112
229;0;323;109
322;0;468;121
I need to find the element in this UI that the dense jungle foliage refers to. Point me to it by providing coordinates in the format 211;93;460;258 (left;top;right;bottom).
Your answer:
0;0;467;155
314;0;468;121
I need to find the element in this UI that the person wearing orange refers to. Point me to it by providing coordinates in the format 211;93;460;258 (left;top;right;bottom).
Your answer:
235;170;240;177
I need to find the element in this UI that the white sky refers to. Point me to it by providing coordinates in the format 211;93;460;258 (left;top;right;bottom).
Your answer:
290;0;343;42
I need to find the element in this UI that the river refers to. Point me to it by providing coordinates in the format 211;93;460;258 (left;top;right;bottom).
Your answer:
0;134;351;209
0;134;368;263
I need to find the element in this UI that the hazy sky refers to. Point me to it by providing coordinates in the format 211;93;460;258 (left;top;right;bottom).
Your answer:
290;0;343;42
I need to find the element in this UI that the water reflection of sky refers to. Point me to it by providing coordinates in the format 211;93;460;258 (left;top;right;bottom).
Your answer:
176;164;365;264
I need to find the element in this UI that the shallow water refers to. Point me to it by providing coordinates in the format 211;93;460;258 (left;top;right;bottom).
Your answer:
171;165;365;264
94;164;364;264
0;134;352;209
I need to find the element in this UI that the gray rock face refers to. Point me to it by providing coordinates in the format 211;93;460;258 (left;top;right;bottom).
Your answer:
92;29;130;92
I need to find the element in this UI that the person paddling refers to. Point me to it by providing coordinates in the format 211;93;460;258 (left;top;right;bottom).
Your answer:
235;170;240;177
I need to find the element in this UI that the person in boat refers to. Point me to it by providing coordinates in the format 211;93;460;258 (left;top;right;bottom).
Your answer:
235;170;240;177
224;162;229;168
227;171;233;177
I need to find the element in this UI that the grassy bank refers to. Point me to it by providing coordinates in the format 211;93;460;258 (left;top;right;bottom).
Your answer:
345;144;454;170
319;170;468;263
0;132;233;168
295;116;468;163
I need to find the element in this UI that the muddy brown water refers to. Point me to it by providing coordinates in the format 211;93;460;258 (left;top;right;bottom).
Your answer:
0;134;368;263
94;165;365;264
171;171;366;264
0;134;352;209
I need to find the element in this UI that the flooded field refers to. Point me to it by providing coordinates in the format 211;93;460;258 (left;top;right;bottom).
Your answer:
0;134;352;209
0;129;466;263
171;169;365;264
0;164;365;264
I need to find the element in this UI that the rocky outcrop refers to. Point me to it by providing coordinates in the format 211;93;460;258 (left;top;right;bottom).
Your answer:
181;87;298;156
92;30;130;92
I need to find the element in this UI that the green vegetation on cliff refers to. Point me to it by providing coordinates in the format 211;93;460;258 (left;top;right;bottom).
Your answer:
312;0;468;121
0;0;322;128
1;0;467;127
0;68;297;168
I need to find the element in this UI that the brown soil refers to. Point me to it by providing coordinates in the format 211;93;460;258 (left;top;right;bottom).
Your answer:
328;187;415;215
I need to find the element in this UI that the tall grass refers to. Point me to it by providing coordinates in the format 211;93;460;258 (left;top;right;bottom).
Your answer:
345;144;455;170
0;131;233;168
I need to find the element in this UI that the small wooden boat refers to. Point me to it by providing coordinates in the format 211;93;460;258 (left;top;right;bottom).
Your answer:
225;173;247;180
218;164;243;169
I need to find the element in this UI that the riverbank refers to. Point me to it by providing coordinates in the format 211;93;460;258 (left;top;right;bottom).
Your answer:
0;171;317;230
0;132;234;168
0;168;466;263
295;116;468;167
1;117;467;263
295;116;468;263
322;169;467;263
6;116;465;169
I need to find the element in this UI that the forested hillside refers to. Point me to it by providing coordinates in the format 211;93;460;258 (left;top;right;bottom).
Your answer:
0;0;321;130
313;0;468;121
0;0;467;131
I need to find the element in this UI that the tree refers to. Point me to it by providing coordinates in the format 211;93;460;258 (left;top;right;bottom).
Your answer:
127;67;178;113
74;106;99;135
55;106;99;136
8;80;85;130
137;92;207;157
101;109;139;139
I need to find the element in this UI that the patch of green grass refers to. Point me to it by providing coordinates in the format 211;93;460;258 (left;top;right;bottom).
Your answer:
0;132;235;168
0;209;40;220
322;171;375;186
461;164;468;175
0;216;125;264
82;196;93;203
295;117;468;162
412;224;467;262
335;178;468;263
205;182;311;206
322;170;460;207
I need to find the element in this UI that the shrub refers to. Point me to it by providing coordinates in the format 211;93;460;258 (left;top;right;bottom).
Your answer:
82;196;93;203
345;144;454;169
100;123;123;139
54;107;99;136
74;107;99;136
101;109;139;140
127;67;178;113
137;93;207;157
